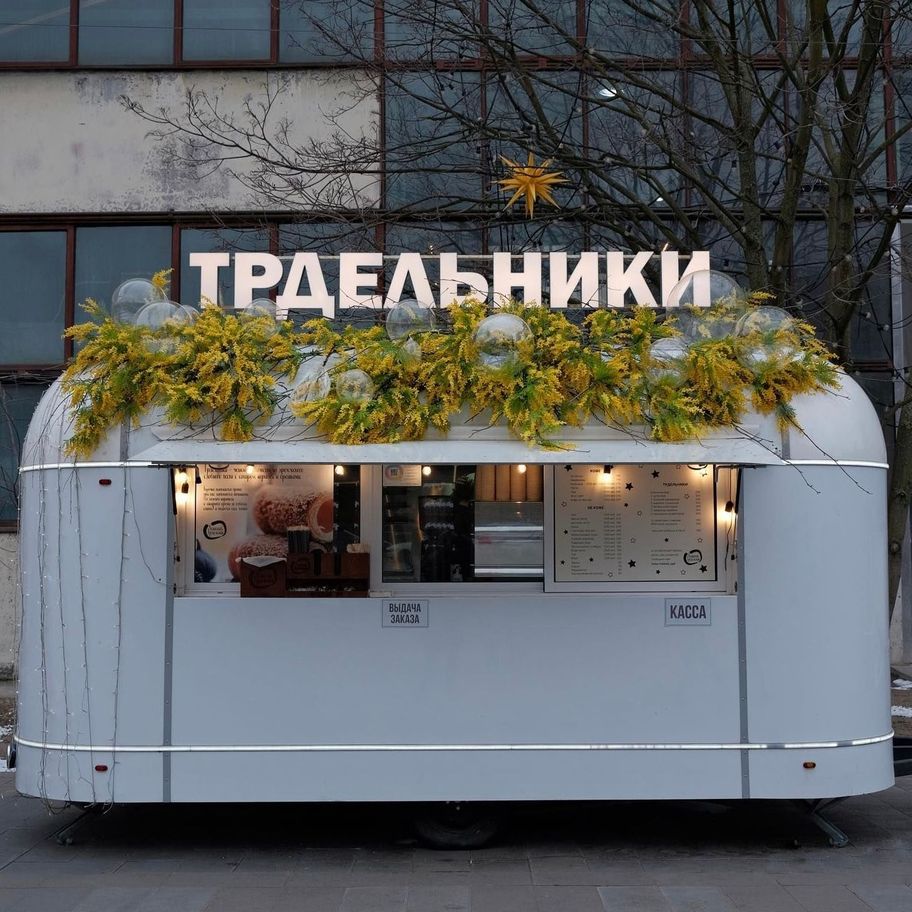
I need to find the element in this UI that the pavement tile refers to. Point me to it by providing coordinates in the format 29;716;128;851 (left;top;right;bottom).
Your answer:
404;885;470;911
468;885;538;912
69;886;158;912
272;886;346;911
534;885;605;911
407;871;473;887
468;859;532;885
201;886;285;912
130;887;216;912
530;855;599;885
783;884;874;911
661;886;739;911
0;887;92;912
340;886;409;912
598;886;673;911
720;884;805;912
848;884;912;912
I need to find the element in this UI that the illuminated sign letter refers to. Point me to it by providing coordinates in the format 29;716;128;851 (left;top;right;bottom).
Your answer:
384;252;435;307
549;252;599;308
188;252;230;307
605;251;657;307
439;253;489;306
339;252;383;309
661;250;711;307
234;253;283;309
276;252;334;318
492;252;543;305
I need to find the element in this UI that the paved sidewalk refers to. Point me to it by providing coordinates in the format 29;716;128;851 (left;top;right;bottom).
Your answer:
0;773;911;912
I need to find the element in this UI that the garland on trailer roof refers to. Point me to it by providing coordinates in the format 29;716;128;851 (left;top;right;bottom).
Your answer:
61;291;838;458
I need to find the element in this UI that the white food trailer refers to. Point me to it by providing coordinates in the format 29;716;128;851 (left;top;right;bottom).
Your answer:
9;371;893;845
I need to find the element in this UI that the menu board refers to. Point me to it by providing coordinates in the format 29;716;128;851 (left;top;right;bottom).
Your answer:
554;464;716;583
194;464;333;584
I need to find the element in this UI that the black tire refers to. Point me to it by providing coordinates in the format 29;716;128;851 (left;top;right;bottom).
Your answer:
412;803;500;849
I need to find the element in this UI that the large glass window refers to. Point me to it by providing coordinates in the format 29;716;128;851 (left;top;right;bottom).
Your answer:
0;382;50;524
381;464;544;583
0;232;67;366
78;0;173;65
0;0;71;62
182;0;271;61
487;0;577;57
385;0;476;61
384;71;483;211
280;0;373;62
180;227;271;309
75;225;173;323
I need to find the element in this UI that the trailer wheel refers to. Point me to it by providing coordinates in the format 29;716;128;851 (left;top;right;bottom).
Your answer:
412;803;499;849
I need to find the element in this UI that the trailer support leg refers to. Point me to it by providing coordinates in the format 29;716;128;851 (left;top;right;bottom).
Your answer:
54;804;103;846
804;798;850;848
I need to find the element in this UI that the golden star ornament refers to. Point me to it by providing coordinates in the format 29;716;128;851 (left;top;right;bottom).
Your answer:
497;153;566;218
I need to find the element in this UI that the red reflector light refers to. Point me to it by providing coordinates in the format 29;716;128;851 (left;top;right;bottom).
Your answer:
803;761;816;769
99;479;112;486
94;764;108;772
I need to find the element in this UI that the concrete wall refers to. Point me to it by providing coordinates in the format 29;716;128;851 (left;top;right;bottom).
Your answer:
0;69;379;214
0;535;18;680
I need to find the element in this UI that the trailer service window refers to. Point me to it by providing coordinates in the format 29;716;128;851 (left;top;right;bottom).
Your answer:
382;464;544;583
554;464;719;583
190;464;360;585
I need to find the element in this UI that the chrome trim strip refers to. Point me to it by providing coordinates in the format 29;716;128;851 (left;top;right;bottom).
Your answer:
14;732;893;754
19;461;155;473
784;460;888;469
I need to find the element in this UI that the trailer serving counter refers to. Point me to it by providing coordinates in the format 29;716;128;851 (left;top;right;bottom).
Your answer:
11;372;892;831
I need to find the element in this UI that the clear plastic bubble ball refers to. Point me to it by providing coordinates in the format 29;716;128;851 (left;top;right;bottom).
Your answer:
738;342;805;370
135;300;191;331
648;337;690;382
111;278;167;323
675;307;740;344
386;299;436;341
290;354;339;405
335;368;374;403
734;305;795;336
180;305;200;323
245;297;277;319
401;338;422;362
473;313;532;371
669;269;743;309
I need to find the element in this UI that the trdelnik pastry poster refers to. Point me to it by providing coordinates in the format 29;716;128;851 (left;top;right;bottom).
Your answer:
194;464;334;583
554;464;716;583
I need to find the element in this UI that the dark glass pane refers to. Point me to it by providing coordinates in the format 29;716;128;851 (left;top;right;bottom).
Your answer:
487;0;577;57
689;0;777;56
183;0;270;60
384;71;483;211
588;71;685;205
688;71;788;206
75;225;173;324
895;69;912;183
0;232;66;366
586;0;679;58
0;0;70;62
180;227;271;310
385;0;477;62
486;70;585;213
785;0;866;57
79;0;174;64
280;0;373;62
0;381;50;523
